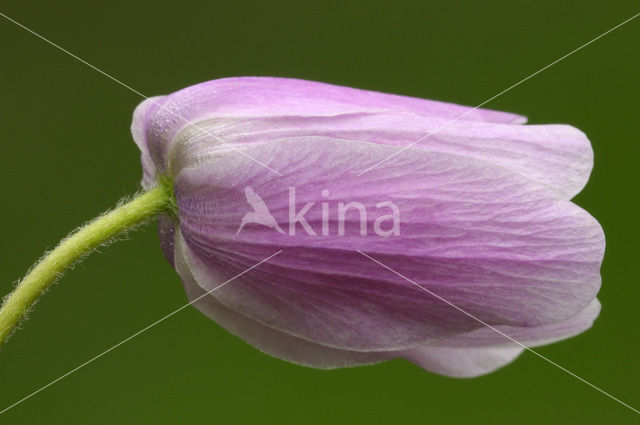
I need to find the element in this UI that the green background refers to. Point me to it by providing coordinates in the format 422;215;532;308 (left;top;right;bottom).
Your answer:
1;1;638;424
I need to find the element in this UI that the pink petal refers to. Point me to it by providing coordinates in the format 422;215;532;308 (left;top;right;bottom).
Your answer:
157;212;176;267
176;229;530;377
432;298;601;348
396;299;600;377
131;96;163;189
169;112;591;199
398;345;524;378
174;229;387;369
134;77;526;173
134;78;592;199
172;136;604;351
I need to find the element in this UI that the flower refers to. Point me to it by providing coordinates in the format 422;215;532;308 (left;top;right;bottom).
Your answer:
132;77;604;377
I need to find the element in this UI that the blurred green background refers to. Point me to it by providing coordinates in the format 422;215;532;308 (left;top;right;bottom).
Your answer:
1;1;638;424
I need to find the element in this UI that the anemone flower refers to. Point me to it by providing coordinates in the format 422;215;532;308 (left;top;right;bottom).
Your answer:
0;77;604;379
131;77;604;377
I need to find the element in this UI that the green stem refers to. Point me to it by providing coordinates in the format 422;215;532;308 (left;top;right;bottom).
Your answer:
0;182;174;348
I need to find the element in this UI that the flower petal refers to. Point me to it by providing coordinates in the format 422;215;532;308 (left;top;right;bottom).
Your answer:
167;112;591;199
173;136;604;351
432;298;601;348
157;213;176;267
131;96;163;189
397;299;600;377
136;77;526;172
397;345;524;378
177;228;526;377
136;78;591;199
174;229;387;369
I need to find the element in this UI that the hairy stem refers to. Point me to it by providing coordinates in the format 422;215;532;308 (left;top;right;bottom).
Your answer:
0;182;173;348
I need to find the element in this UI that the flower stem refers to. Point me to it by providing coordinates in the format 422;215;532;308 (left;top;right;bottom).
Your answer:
0;182;174;348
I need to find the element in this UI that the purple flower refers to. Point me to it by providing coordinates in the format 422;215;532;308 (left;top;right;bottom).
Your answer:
132;77;604;377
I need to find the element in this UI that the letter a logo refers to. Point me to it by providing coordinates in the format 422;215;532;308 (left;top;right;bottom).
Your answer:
236;186;285;235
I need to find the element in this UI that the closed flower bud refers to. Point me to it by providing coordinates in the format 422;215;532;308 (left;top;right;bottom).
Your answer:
132;77;604;377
